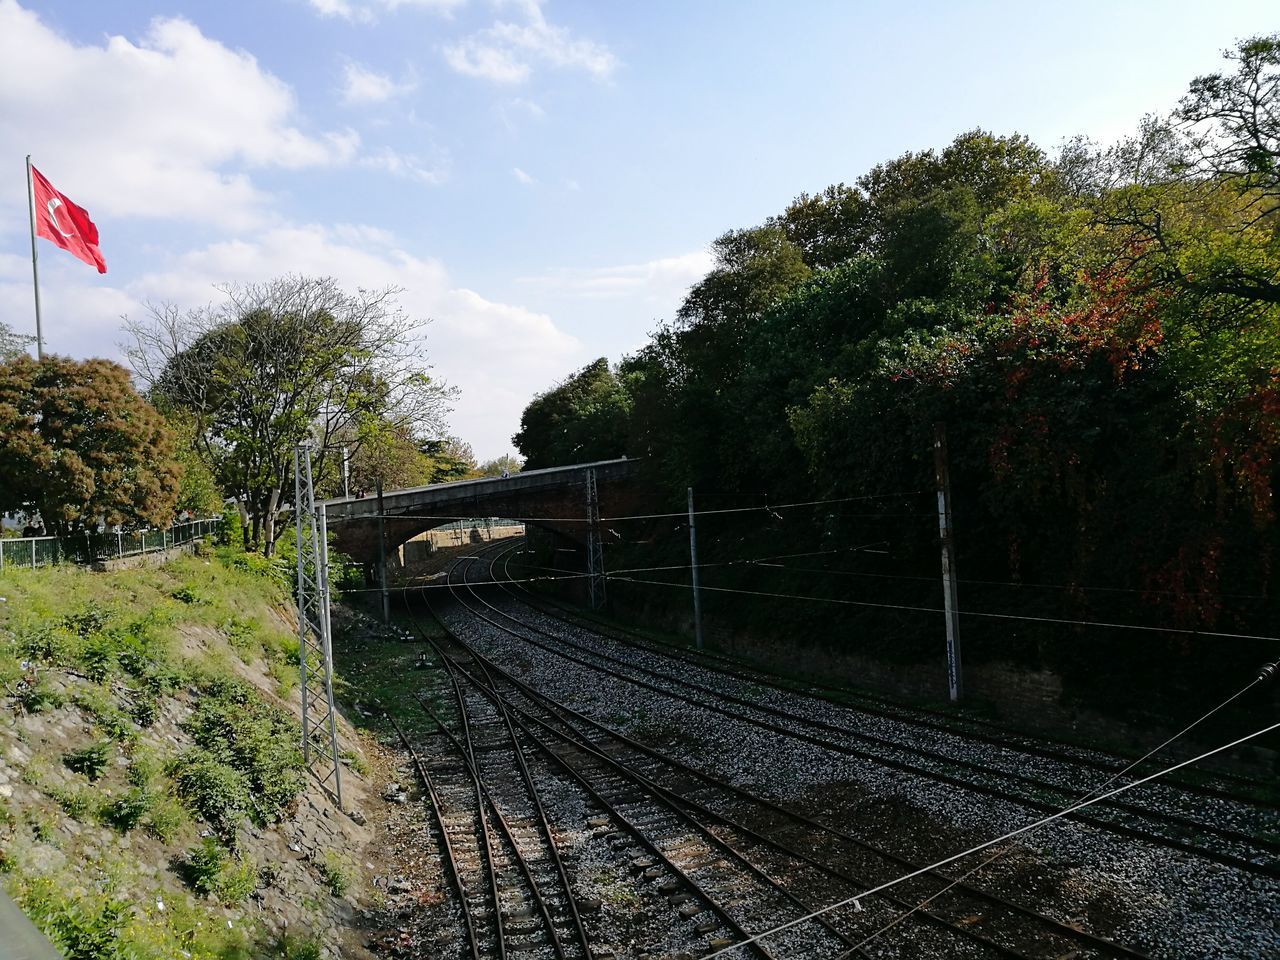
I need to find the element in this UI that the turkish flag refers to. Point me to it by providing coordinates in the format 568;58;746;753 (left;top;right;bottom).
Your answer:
30;165;106;274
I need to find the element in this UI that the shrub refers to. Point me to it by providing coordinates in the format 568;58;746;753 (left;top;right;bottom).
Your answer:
179;836;224;895
62;742;111;782
181;837;257;904
130;693;160;728
25;810;56;843
15;622;73;665
171;585;203;605
17;877;133;960
72;690;136;743
126;747;163;789
270;933;323;960
181;678;304;825
79;635;117;683
18;678;63;714
48;785;97;822
143;796;187;844
319;851;354;897
103;787;153;832
62;605;111;638
172;750;249;833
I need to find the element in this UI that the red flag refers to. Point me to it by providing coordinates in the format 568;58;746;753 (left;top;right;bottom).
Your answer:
30;165;106;274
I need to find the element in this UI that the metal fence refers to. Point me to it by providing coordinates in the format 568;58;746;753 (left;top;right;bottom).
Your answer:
0;517;222;571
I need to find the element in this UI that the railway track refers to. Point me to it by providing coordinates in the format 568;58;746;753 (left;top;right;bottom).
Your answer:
416;552;1173;959
389;633;595;959
499;547;1277;810
449;542;1280;879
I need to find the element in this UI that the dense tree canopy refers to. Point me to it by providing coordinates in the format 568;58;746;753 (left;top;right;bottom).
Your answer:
0;356;180;533
513;358;632;469
514;36;1280;713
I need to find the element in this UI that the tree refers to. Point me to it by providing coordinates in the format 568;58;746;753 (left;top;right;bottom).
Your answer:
0;356;180;533
126;275;455;554
477;454;522;477
0;321;32;362
421;437;479;482
341;419;435;494
513;359;631;469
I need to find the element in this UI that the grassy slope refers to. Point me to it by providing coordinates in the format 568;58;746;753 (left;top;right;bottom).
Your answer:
0;547;366;960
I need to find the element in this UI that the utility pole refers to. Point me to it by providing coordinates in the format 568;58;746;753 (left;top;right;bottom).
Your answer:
933;422;963;702
341;445;350;499
687;487;704;651
585;468;606;610
292;443;343;807
376;480;389;623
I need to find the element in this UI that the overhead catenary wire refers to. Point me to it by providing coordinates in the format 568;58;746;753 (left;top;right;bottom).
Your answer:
321;489;927;525
611;576;1280;645
758;560;1280;605
834;662;1280;956
698;718;1280;959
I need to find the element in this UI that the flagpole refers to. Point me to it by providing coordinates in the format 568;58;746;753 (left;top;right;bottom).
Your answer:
25;155;44;360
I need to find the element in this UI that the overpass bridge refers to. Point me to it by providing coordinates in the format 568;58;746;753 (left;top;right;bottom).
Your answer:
323;457;643;570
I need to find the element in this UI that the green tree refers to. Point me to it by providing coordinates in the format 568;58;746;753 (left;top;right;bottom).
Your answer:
0;356;181;533
477;454;523;477
126;276;455;554
513;359;631;469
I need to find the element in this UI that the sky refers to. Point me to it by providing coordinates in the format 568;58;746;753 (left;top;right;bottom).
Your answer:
0;0;1275;460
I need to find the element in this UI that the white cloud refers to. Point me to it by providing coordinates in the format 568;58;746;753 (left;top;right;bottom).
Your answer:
520;250;713;303
512;167;536;185
0;2;364;230
361;146;449;183
2;223;584;458
340;61;416;104
308;0;466;22
444;0;617;84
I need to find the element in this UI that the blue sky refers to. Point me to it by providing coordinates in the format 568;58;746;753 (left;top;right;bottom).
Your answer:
1;0;1275;458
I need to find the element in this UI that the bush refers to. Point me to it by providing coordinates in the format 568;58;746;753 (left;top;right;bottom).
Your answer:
319;851;354;897
62;605;111;638
17;877;133;960
170;585;203;605
130;693;160;728
103;787;152;832
79;635;117;683
172;750;249;833
18;678;63;714
62;742;111;782
143;796;187;844
15;622;73;665
181;678;304;825
270;933;323;960
48;785;97;821
181;837;257;904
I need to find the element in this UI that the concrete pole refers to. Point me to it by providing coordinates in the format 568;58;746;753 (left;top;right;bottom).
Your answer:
934;422;963;702
376;480;389;623
688;487;704;651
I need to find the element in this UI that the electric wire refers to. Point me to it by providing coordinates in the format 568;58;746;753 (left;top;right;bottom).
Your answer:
611;576;1280;645
758;561;1280;605
834;665;1278;956
699;718;1280;959
323;489;927;525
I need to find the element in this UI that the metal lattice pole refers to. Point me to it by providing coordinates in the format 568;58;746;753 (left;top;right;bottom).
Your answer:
293;443;343;807
585;467;606;610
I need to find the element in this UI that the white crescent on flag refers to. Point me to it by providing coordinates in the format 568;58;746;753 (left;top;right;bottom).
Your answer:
46;198;75;238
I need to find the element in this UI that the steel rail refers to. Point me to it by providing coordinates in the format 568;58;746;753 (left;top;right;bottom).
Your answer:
500;543;1278;807
425;577;851;959
461;548;1278;877
385;712;485;960
438;563;1158;960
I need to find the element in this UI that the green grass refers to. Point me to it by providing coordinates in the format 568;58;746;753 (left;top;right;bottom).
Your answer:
0;549;335;958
